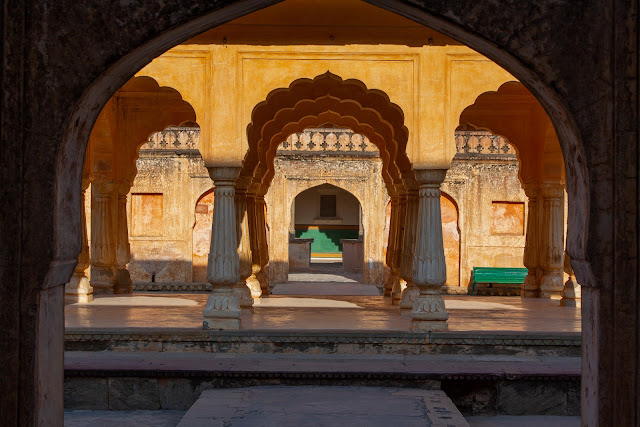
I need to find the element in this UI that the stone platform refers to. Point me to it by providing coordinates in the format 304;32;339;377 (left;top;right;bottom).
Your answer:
177;386;468;426
64;294;581;416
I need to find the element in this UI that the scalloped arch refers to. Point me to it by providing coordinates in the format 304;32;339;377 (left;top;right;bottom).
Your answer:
241;72;413;193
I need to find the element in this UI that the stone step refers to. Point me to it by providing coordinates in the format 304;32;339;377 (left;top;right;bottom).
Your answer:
65;329;581;357
176;386;469;426
64;351;580;416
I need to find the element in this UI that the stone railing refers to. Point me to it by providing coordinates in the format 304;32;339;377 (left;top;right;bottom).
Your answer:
455;131;516;156
142;126;199;150
142;127;515;157
278;128;379;153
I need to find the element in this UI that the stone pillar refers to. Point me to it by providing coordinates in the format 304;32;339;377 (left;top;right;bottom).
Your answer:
235;188;256;306
400;191;420;309
114;186;132;294
90;184;116;294
246;193;263;299
411;169;449;332
539;182;565;299
65;183;94;303
521;184;540;298
383;196;399;297
391;194;407;304
561;251;581;307
202;167;242;330
255;195;270;295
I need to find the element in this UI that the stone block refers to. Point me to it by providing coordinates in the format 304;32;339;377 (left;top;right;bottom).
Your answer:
108;377;161;410
497;380;567;415
158;378;215;410
64;377;109;409
288;239;312;271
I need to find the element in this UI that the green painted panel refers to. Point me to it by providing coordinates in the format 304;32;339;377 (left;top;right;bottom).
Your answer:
295;226;359;254
472;267;528;284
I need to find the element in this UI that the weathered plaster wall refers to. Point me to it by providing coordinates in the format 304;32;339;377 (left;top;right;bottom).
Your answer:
442;157;527;291
126;150;211;284
267;153;388;286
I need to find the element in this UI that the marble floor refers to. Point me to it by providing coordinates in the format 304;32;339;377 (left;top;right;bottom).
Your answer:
65;293;581;333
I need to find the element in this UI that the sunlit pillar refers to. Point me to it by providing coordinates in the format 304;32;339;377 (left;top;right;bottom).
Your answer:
235;187;256;307
540;182;565;299
114;183;132;294
90;182;116;294
255;194;270;295
202;166;242;330
65;180;94;303
245;193;263;299
384;196;399;297
521;183;540;298
411;169;449;332
400;190;420;309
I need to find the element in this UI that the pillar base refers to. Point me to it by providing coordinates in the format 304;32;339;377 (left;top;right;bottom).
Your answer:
257;270;270;296
391;279;406;305
383;272;397;297
400;285;418;310
203;288;241;330
540;273;564;299
115;268;132;294
560;278;581;307
65;275;93;304
521;274;539;298
411;294;449;332
234;282;254;309
247;275;262;299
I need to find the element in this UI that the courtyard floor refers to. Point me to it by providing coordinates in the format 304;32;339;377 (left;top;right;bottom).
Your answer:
65;292;580;333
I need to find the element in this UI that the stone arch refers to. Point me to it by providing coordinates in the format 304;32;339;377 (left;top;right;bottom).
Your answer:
38;2;597;424
240;72;413;195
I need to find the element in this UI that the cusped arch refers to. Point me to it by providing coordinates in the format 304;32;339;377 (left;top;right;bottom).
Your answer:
240;72;413;194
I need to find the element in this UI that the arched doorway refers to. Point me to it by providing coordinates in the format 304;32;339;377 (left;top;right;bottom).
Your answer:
12;0;621;424
291;184;363;270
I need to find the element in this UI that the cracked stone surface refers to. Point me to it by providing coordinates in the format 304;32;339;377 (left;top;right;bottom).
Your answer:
177;386;468;426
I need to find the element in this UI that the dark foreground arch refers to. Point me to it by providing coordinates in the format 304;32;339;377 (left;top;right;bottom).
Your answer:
0;0;637;424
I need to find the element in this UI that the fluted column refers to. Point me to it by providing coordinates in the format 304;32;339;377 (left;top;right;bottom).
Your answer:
235;189;257;306
65;183;94;303
114;186;132;294
540;182;565;299
391;194;407;303
560;251;581;307
255;195;270;295
203;167;242;330
521;184;540;298
411;169;449;332
90;184;116;293
400;191;420;309
384;197;399;297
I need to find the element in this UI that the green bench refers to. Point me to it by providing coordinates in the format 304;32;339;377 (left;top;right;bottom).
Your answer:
471;267;528;296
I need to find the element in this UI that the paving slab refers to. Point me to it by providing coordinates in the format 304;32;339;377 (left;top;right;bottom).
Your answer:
177;386;469;426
